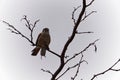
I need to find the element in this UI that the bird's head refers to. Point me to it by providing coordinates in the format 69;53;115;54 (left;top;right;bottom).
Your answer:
42;28;49;32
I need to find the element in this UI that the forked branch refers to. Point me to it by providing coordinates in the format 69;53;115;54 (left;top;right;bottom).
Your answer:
71;54;88;80
3;20;35;45
91;59;120;80
65;39;99;65
56;63;79;80
86;0;95;7
41;68;53;76
72;6;81;25
51;0;96;80
81;11;97;22
2;15;40;46
21;15;40;45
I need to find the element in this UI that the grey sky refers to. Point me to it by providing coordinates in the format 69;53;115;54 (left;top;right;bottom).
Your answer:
0;0;120;80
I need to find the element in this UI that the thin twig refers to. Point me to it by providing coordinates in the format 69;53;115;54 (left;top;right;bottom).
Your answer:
57;54;88;80
21;15;40;43
71;54;88;80
72;6;81;25
81;11;96;22
56;64;79;80
47;49;61;58
65;39;99;65
41;69;53;76
91;59;120;80
3;20;35;45
76;31;94;34
3;15;40;46
86;0;95;7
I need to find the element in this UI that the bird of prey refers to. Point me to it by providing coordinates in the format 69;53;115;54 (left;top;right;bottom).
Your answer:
31;28;51;57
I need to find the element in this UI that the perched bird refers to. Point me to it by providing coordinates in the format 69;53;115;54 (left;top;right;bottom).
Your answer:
31;28;51;57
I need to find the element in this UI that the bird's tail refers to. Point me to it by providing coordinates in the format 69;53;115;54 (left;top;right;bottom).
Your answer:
31;47;40;56
41;48;46;56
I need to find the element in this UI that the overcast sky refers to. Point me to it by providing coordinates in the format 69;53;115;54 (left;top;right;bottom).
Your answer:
0;0;120;80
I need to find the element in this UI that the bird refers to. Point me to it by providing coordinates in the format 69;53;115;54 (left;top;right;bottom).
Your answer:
31;28;51;57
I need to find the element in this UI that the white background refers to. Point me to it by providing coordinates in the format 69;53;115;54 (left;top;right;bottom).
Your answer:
0;0;120;80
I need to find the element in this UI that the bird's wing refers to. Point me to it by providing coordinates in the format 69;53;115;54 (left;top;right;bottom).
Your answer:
47;34;51;45
44;33;51;49
36;33;41;45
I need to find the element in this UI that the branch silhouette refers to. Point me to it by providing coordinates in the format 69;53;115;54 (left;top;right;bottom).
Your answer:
76;31;94;34
72;5;81;25
51;0;87;80
3;15;38;46
71;54;87;80
41;68;53;76
21;15;40;44
47;49;61;58
3;20;35;45
91;59;120;80
65;39;99;65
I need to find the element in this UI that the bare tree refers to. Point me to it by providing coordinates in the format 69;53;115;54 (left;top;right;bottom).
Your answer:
2;0;120;80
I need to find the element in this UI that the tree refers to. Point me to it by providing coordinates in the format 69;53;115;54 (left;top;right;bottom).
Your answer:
2;0;120;80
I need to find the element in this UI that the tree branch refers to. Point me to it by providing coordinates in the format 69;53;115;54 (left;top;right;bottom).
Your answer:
51;1;87;80
41;68;53;76
72;6;81;25
81;11;96;22
21;15;40;45
76;31;94;34
91;59;120;80
71;53;88;80
86;0;95;7
62;0;86;64
56;63;79;80
57;39;97;80
3;20;35;45
47;49;61;58
2;15;40;46
65;39;99;65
